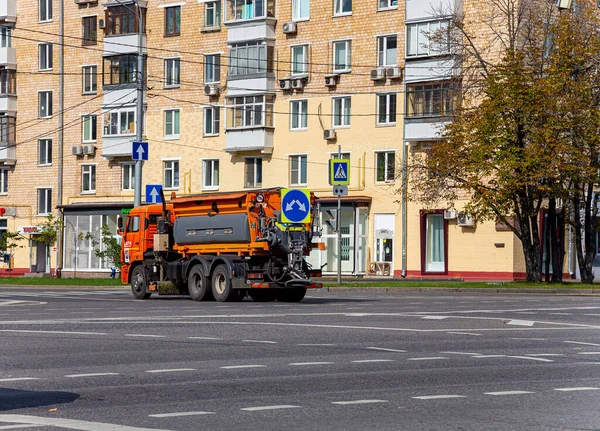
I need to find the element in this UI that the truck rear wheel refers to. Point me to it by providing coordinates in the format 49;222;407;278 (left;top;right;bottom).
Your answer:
211;264;235;302
277;287;307;302
131;265;151;300
188;266;211;301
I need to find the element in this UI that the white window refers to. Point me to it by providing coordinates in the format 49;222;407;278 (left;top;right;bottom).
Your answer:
39;43;53;70
334;0;351;15
82;65;97;94
204;54;221;83
424;213;446;272
202;159;220;190
292;0;309;20
407;20;450;57
205;1;221;27
225;0;272;20
291;45;308;75
290;155;307;186
103;110;135;135
377;0;397;9
290;100;308;130
82;165;96;193
82;115;97;142
333;40;351;72
0;169;7;194
164;109;180;138
164;160;179;189
228;42;272;76
332;96;351;127
38;139;52;165
122;163;134;191
39;91;53;118
38;188;52;215
0;27;11;48
39;0;52;21
203;106;220;136
376;151;395;182
378;35;397;67
165;58;180;87
245;157;262;188
377;93;397;125
226;95;274;129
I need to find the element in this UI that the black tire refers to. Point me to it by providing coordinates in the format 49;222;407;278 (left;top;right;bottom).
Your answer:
188;265;211;301
277;287;307;302
131;265;151;300
248;290;276;302
211;264;235;302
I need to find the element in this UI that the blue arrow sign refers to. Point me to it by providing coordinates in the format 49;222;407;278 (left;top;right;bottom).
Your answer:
145;184;162;204
281;188;311;224
132;141;148;161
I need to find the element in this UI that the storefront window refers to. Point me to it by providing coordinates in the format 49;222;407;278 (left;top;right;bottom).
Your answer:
63;213;120;271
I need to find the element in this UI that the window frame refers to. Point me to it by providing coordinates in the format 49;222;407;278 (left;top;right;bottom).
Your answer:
163;160;180;190
204;54;221;83
290;99;308;131
0;69;16;95
332;40;351;72
103;110;135;136
82;16;97;46
376;93;397;126
37;188;52;216
377;0;397;10
164;109;181;139
292;0;310;21
164;58;180;88
82;65;97;94
291;44;308;75
405;80;457;118
289;154;308;186
333;0;352;16
82;115;97;143
202;159;220;190
225;95;274;130
420;210;448;274
0;27;11;48
102;54;138;86
377;34;398;67
244;157;262;188
81;164;97;194
122;163;134;191
375;150;396;183
39;0;53;22
39;43;53;71
228;42;273;77
105;5;144;37
332;96;351;128
38;90;53;118
38;139;52;166
0;168;7;194
204;1;221;28
406;20;450;58
203;106;221;136
164;6;181;37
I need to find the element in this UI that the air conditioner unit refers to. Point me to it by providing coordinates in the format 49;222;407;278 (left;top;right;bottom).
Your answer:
323;129;336;140
72;145;83;155
282;21;297;34
204;84;219;96
292;78;306;89
444;209;458;220
370;68;386;81
324;75;339;87
98;18;105;29
457;212;475;227
82;144;96;155
279;79;291;90
386;66;402;79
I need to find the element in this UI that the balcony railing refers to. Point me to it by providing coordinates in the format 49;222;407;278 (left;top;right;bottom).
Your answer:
0;0;16;23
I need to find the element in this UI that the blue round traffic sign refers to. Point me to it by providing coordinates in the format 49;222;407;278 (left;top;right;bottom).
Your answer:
281;189;311;224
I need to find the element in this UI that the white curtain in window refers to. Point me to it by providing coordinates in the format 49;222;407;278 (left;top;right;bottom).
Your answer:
426;214;444;271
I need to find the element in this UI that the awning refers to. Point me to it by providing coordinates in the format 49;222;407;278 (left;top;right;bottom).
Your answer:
317;195;372;205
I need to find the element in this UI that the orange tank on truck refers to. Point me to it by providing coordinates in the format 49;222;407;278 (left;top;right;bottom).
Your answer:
120;188;323;302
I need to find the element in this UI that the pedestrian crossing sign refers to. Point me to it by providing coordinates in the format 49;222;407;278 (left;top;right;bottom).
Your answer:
329;159;350;185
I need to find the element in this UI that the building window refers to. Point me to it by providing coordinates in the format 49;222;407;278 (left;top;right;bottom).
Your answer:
204;54;221;83
165;6;181;36
291;45;308;75
0;169;7;194
245;157;262;188
376;151;395;182
82;115;97;142
226;0;274;21
103;110;135;135
332;96;351;127
83;16;97;45
165;58;180;87
0;116;15;145
377;0;397;9
290;155;307;186
333;40;351;72
290;100;308;130
82;66;97;94
39;44;53;70
164;109;180;138
0;69;16;95
38;139;52;165
0;27;11;48
202;159;220;190
330;152;350;160
421;211;447;273
164;160;179;189
39;0;52;21
203;106;220;136
407;21;450;57
228;42;273;76
377;93;397;125
378;35;397;67
103;55;138;86
38;188;52;215
105;5;144;36
122;163;134;191
334;0;351;15
292;0;309;20
82;165;96;193
39;91;53;118
226;95;274;129
205;1;221;27
406;81;456;117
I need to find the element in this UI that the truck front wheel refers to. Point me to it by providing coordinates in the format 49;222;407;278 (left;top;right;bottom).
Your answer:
131;265;151;300
211;264;235;302
188;266;212;301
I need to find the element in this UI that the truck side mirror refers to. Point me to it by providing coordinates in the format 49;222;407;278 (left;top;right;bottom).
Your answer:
117;216;123;233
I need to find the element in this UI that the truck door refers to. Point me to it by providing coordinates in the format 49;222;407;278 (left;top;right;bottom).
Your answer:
123;214;141;264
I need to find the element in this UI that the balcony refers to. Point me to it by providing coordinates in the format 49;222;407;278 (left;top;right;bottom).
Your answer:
0;142;15;164
404;118;447;142
0;0;16;24
104;34;146;56
225;128;273;153
0;47;15;68
101;136;132;158
0;94;16;112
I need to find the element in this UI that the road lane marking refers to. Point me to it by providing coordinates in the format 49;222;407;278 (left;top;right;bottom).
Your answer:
564;341;600;347
188;337;222;340
146;369;197;373
441;351;482;356
0;415;173;431
484;391;534;396
421;316;448;320
524;354;563;357
0;330;106;336
65;373;120;378
241;405;300;412
407;357;448;361
0;378;40;382
124;334;166;338
289;362;334;366
297;344;336;347
446;332;481;336
577;352;600;355
352;359;394;363
149;411;215;418
366;347;406;353
472;355;507;359
331;400;388;405
0;425;44;430
242;340;277;344
512;338;547;341
554;387;600;392
413;395;467;400
507;320;535;327
507;356;554;362
220;365;266;369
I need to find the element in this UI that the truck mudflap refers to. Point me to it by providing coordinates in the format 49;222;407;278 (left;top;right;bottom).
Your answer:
250;280;323;289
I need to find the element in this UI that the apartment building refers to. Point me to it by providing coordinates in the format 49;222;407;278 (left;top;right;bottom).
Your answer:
0;0;524;280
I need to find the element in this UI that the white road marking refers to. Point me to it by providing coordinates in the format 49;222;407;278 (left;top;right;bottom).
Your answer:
146;369;197;374
352;359;394;363
549;313;572;315
507;356;553;362
331;400;388;405
512;338;547;341
242;340;277;344
0;425;44;430
407;357;448;361
524;354;563;357
149;411;215;418
441;351;482;356
0;415;172;431
220;365;266;369
188;336;222;340
554;387;600;392
241;405;300;412
421;316;448;320
413;395;467;400
484;391;534;396
578;352;600;355
297;343;336;347
289;362;334;366
564;341;600;347
0;378;40;382
472;355;507;359
446;332;481;336
0;330;106;336
507;320;535;327
366;347;406;353
65;373;120;378
124;334;166;338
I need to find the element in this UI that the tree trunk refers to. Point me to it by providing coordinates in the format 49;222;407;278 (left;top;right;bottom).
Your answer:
573;186;596;283
518;213;542;282
551;206;564;283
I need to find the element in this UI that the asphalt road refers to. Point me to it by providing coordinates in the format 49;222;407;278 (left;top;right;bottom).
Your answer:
0;287;599;431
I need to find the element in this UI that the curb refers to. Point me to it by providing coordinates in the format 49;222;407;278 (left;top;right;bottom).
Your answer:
320;287;600;295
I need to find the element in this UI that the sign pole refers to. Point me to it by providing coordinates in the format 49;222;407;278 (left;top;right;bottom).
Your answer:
337;145;342;286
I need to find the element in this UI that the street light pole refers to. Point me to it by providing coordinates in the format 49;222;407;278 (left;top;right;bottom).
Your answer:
133;1;144;208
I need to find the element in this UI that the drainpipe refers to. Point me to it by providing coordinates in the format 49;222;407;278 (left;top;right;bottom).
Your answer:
56;0;64;276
